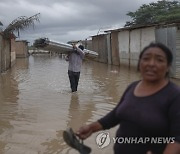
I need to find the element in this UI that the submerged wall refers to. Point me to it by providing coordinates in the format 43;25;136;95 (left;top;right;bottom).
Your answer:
0;33;11;73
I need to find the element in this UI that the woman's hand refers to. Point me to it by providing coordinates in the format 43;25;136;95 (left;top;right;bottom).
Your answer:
76;122;103;140
76;125;93;140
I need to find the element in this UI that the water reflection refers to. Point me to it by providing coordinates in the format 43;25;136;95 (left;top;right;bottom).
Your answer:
0;55;179;154
41;93;95;154
0;67;19;154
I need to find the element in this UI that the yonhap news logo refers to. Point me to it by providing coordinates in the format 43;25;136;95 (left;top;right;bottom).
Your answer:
95;132;175;149
96;132;111;148
112;137;175;144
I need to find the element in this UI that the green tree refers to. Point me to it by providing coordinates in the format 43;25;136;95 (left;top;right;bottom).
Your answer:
125;0;180;27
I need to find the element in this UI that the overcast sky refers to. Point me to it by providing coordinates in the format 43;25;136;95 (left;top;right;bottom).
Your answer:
0;0;159;45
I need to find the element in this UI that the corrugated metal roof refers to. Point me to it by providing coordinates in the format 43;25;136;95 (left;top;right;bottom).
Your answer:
90;33;107;38
104;21;180;33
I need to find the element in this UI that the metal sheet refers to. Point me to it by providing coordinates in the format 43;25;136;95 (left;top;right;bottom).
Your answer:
175;29;180;79
34;38;98;58
155;27;177;77
130;52;139;68
106;34;112;65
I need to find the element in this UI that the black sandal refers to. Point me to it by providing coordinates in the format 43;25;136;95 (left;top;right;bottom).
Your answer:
63;128;91;154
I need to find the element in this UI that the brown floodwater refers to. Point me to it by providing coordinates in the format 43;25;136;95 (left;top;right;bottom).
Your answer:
0;55;180;154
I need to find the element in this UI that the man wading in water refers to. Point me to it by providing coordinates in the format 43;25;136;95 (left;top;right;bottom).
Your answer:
66;44;85;92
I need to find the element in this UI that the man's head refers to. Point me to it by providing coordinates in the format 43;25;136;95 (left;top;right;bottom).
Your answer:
78;45;84;51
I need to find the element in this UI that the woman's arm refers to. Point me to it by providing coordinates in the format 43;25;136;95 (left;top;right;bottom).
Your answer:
76;82;135;140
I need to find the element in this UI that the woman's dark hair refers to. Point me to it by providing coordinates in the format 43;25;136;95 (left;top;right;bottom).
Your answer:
137;42;173;71
78;45;84;50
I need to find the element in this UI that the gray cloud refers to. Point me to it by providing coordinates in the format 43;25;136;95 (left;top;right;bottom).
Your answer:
0;0;158;44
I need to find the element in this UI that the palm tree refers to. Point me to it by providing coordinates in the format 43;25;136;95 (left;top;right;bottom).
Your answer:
3;13;40;38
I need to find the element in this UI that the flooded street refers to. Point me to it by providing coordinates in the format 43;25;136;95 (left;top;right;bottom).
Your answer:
0;55;180;154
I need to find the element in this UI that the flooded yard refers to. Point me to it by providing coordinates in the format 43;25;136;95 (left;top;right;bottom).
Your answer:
0;55;180;154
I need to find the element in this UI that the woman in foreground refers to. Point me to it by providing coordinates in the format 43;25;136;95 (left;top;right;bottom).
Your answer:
76;42;180;154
